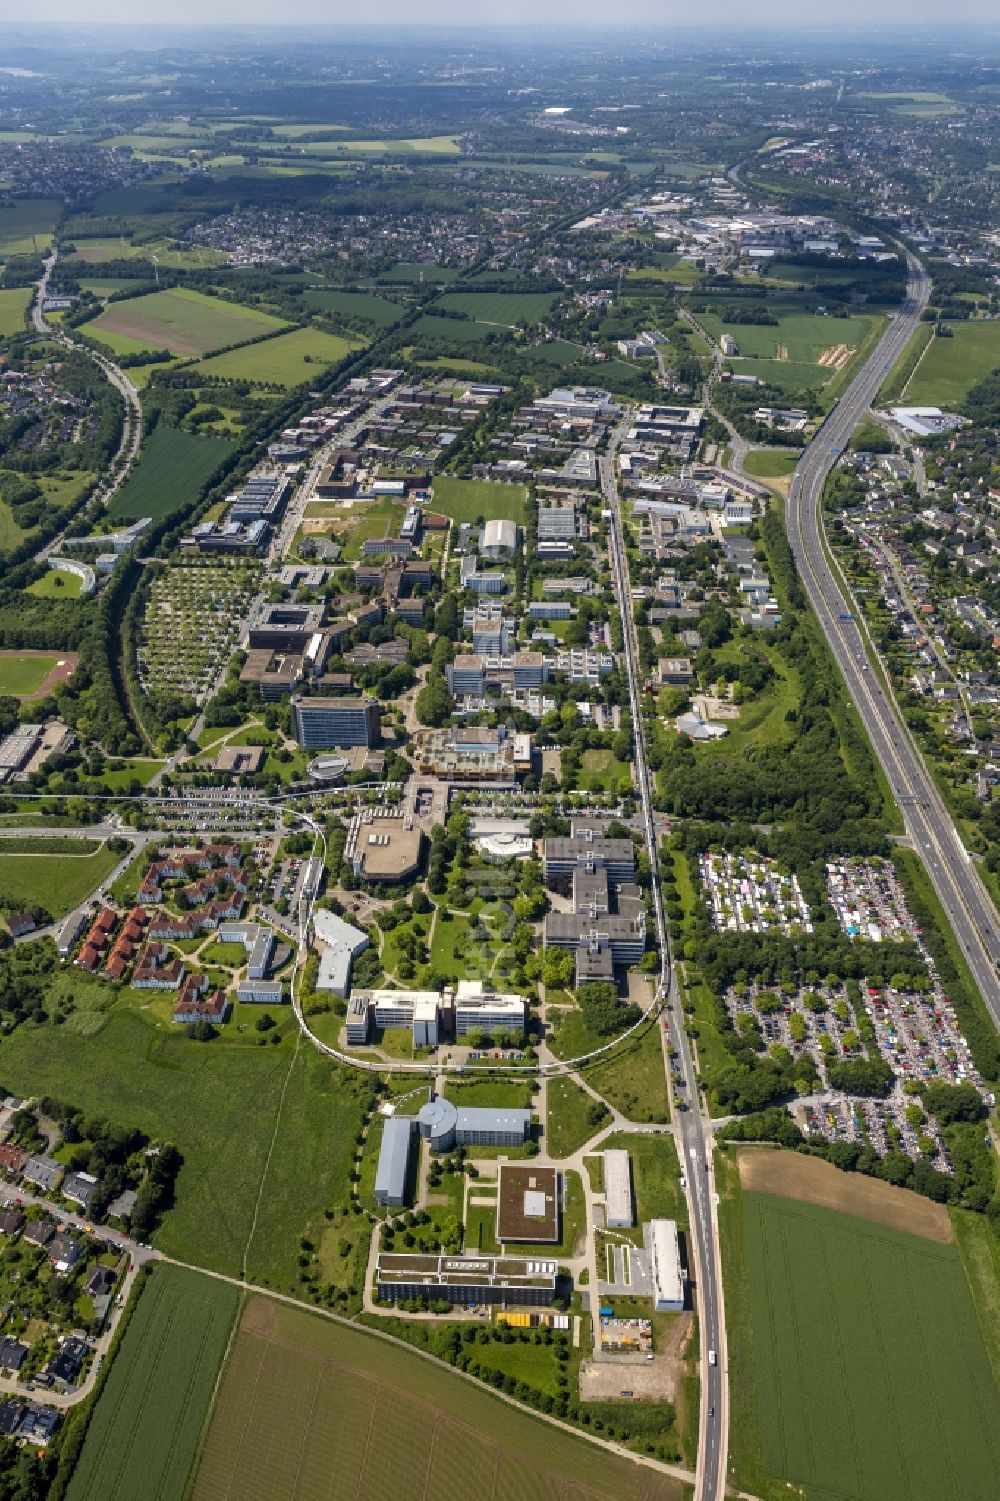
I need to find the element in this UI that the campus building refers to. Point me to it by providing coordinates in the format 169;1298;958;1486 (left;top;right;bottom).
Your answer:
291;696;382;750
603;1149;634;1229
375;1253;558;1307
374;1116;415;1208
417;1094;532;1154
650;1219;685;1311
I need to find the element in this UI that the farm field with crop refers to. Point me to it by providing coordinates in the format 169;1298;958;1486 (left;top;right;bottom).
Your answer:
0;288;32;336
191;1295;681;1501
430;475;528;524
193;326;361;385
0;840;120;918
410;313;496;345
733;1186;1000;1501
903;320;1000;408
436;290;559;325
302;287;403;326
81;287;287;358
0;197;61;255
108;424;235;522
65;1265;238;1501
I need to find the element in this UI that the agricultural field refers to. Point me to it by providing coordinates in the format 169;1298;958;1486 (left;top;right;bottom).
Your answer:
65;1265;239;1501
193;326;362;386
65;236;228;269
436;291;559;326
191;1296;680;1501
81;287;288;358
301;287;404;326
724;357;832;394
0;287;32;337
430;475;528;524
0;840;120;919
0;197;61;255
136;558;261;706
902;320;1000;409
410;313;497;346
702;308;876;366
107;424;236;523
731;1181;1000;1501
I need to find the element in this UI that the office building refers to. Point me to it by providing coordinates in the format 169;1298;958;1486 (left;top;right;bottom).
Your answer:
374;1116;415;1208
291;696;381;750
543;833;635;883
417;1094;532;1154
375;1252;557;1307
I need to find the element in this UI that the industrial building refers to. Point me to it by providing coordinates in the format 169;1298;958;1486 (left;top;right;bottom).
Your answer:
375;1252;558;1307
650;1219;685;1311
291;696;382;750
374;1116;415;1208
480;519;519;556
603;1150;634;1229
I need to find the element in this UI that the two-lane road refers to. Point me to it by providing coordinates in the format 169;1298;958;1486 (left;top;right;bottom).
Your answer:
787;253;1000;1022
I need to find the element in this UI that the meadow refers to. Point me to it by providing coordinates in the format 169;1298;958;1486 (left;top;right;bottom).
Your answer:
742;449;800;479
108;424;236;522
302;287;403;326
903;320;1000;408
0;288;32;337
700;308;875;364
66;236;228;269
191;1296;679;1501
0;842;119;918
0;1015;364;1286
436;290;559;326
0;197;61;255
410;313;497;345
193;326;361;386
546;1073;605;1158
726;357;830;394
65;1265;239;1501
579;748;633;793
82;287;288;358
739;1189;1000;1501
583;1024;669;1124
430;475;528;524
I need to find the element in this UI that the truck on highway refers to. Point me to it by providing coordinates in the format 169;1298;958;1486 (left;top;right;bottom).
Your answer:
708;1349;717;1366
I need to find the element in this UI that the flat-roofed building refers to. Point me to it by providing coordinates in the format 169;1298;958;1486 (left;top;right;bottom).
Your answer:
544;912;646;966
291;696;381;750
348;816;424;884
453;980;526;1038
651;1218;685;1311
313;908;370;999
573;866;609;918
376;1252;557;1307
543;833;635;883
603;1149;634;1229
417;1094;532;1154
374;1116;415;1208
497;1165;560;1243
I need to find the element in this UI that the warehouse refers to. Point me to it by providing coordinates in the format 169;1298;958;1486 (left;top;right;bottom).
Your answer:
376;1252;557;1307
650;1219;685;1311
603;1149;634;1229
374;1116;415;1208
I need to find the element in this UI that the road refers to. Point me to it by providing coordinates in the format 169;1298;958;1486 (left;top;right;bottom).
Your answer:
786;250;1000;1022
600;422;728;1501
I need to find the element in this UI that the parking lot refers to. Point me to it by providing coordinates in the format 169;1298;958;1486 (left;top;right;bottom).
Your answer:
826;856;919;942
699;849;813;935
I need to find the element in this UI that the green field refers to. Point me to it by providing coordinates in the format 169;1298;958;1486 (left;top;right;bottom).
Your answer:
0;1015;363;1286
725;357;829;394
194;326;361;386
584;1024;669;1124
430;475;528;524
742;449;800;479
302;287;403;326
903;321;1000;408
0;288;32;337
437;291;558;326
410;313;497;346
192;1295;681;1501
601;1132;687;1229
579;748;633;793
66;236;228;269
702;309;875;365
739;1190;1000;1501
108;425;236;522
546;1074;607;1158
0;197;61;256
0;841;120;918
378;262;461;284
66;1265;238;1501
0;652;60;695
27;566;87;599
82;287;288;358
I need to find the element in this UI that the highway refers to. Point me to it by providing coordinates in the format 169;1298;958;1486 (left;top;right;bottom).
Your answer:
600;424;728;1501
786;251;1000;1025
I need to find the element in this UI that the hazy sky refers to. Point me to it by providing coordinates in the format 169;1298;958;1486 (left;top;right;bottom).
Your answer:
0;4;996;28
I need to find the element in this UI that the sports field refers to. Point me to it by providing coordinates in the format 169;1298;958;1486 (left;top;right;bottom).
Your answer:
0;841;120;918
192;1296;681;1501
903;320;1000;408
0;288;32;337
437;290;558;326
108;425;236;522
66;1265;239;1501
302;287;403;326
430;475;528;524
0;651;61;696
0;197;61;256
194;326;361;386
741;1190;1000;1501
82;288;288;358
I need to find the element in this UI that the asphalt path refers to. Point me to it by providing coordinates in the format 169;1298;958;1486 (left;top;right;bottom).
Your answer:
786;252;1000;1024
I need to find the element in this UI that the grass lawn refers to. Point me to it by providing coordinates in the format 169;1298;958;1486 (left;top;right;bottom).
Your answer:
95;759;163;789
0;1016;365;1288
0;652;60;696
108;425;235;523
629;262;703;286
579;748;633;793
584;1023;669;1123
726;1170;1000;1501
443;1078;535;1110
742;449;800;479
0;197;61;256
82;287;288;358
0;842;120;918
436;291;558;326
522;339;586;367
0;288;32;337
26;566;87;599
601;1132;687;1230
903;321;1000;408
194;326;362;386
546;1074;609;1158
191;1294;679;1501
430;475;528;525
65;1264;238;1501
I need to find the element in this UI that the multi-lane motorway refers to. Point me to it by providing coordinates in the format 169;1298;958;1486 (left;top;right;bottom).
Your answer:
601;427;728;1501
787;252;1000;1025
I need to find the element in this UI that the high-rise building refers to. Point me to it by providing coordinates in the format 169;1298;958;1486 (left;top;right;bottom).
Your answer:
291;696;381;749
